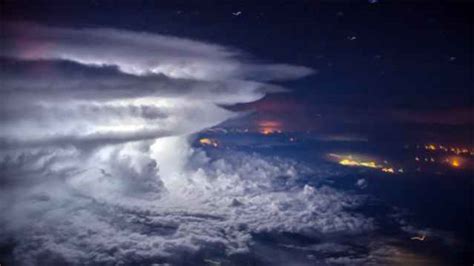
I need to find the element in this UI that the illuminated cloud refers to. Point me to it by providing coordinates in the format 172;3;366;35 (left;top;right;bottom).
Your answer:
1;22;314;81
0;23;398;265
1;149;375;264
0;23;313;148
0;58;272;148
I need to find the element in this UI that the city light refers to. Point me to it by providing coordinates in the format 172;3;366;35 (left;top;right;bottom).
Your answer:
199;138;219;147
258;120;283;135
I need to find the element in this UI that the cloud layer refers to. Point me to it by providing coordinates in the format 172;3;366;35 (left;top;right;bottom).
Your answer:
0;23;313;149
0;23;400;265
1;146;376;265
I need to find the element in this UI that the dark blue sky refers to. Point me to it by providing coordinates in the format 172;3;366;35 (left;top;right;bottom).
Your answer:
3;0;472;144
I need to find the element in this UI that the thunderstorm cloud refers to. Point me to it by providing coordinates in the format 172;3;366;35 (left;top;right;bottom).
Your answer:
0;23;398;265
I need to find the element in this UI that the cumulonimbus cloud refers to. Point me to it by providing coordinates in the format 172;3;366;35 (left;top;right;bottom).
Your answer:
0;23;313;148
0;23;393;265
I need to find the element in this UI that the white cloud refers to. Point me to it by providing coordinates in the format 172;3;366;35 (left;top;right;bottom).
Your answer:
1;22;314;81
0;23;394;265
0;22;311;148
1;147;375;264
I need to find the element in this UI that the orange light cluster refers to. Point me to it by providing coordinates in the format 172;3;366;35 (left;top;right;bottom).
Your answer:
381;167;395;173
258;120;282;135
423;144;473;155
335;155;397;174
339;159;378;168
199;138;219;147
425;144;436;151
444;157;463;168
451;160;460;167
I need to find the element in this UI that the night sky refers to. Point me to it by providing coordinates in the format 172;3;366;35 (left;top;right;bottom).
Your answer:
3;0;472;143
0;1;473;265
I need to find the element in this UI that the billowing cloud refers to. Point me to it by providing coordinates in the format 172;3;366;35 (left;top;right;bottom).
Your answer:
1;23;409;265
1;146;375;265
0;23;314;149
